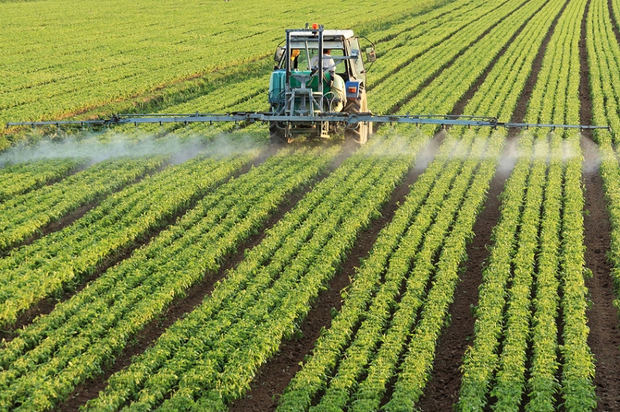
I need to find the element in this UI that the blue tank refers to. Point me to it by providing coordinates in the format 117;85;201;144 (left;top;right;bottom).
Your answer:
268;70;286;105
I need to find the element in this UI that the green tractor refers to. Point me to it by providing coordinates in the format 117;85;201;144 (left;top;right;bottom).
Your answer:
269;24;376;144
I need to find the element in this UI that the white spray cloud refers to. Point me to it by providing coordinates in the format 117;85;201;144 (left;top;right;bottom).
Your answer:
0;131;262;167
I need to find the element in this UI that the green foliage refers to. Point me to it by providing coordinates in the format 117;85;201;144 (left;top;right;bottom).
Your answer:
0;157;163;254
0;148;335;410
0;158;82;202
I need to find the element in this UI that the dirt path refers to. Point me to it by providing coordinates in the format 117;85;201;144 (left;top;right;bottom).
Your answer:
0;154;265;341
582;138;620;412
579;1;620;409
57;145;351;411
416;0;570;408
608;0;620;44
229;134;444;412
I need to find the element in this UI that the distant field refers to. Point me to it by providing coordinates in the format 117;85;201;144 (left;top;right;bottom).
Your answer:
2;0;620;411
0;0;443;137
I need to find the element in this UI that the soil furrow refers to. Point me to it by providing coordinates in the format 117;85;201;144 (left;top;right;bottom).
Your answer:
0;162;169;259
229;134;444;412
416;0;570;407
608;0;620;45
582;136;620;412
389;0;530;115
579;1;620;409
1;149;273;340
57;144;352;411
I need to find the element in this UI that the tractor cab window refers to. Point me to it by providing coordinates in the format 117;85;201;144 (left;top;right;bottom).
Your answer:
291;47;345;73
330;49;345;75
292;48;316;71
347;38;365;79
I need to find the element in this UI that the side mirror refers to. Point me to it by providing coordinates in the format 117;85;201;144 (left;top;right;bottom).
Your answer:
274;47;285;63
365;47;377;63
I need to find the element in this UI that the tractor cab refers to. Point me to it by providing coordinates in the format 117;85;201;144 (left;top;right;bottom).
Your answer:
269;24;376;144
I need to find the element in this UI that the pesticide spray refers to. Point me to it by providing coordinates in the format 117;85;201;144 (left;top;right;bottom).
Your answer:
0;131;262;167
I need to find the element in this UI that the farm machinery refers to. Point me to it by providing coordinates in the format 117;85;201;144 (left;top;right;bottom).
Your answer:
7;24;609;142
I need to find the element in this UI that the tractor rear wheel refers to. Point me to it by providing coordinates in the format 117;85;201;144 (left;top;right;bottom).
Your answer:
344;89;371;144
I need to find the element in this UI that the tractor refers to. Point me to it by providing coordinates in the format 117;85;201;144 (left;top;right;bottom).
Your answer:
268;24;376;144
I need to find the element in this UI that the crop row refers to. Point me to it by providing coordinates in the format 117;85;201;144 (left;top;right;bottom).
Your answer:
90;0;494;143
0;157;164;254
277;0;567;407
459;0;596;408
52;0;485;146
365;0;485;61
278;134;470;410
280;131;495;411
356;0;565;400
10;0;517;147
457;134;534;410
83;135;427;411
379;0;575;401
354;0;570;406
0;152;255;328
0;158;82;202
0;146;338;410
367;0;502;91
371;0;545;115
588;0;620;344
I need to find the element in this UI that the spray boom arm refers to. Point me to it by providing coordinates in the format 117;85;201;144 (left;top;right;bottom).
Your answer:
6;112;610;132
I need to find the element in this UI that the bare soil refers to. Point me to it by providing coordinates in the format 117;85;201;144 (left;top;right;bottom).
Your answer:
230;134;444;412
1;152;266;341
57;144;352;411
579;2;620;409
415;0;570;407
608;0;620;44
582;144;620;412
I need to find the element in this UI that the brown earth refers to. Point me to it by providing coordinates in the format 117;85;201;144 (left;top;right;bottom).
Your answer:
582;143;620;412
230;133;444;412
579;1;620;409
414;0;572;407
608;0;620;44
57;143;353;411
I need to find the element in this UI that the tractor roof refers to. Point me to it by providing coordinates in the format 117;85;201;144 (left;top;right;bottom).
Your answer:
288;29;355;39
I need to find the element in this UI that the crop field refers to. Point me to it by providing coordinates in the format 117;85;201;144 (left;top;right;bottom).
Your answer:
1;0;620;410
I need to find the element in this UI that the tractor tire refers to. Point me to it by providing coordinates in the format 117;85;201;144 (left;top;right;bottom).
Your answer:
269;122;287;145
344;89;371;145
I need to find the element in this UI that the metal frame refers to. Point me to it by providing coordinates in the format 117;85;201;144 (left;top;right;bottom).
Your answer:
283;25;332;139
7;112;611;132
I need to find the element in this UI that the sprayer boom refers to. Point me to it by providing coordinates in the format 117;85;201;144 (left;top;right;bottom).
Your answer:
6;112;610;133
